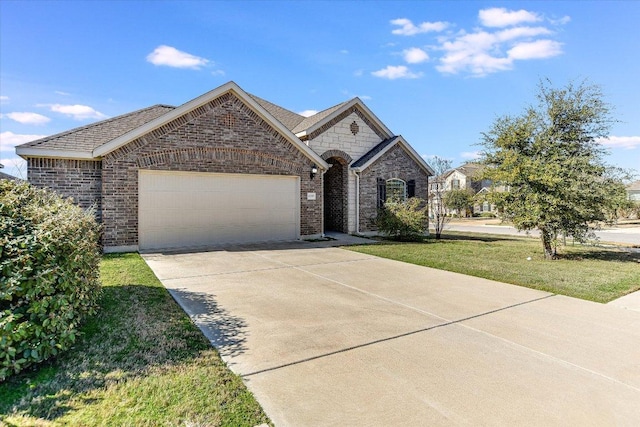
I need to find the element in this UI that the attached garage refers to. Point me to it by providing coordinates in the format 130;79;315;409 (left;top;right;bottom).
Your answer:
138;170;300;251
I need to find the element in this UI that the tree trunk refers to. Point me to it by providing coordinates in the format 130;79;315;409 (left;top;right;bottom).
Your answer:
540;228;556;260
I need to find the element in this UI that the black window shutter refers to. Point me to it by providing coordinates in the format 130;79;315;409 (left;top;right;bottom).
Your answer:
377;178;386;208
407;180;416;198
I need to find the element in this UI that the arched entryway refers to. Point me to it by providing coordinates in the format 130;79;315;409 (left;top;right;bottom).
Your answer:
323;156;349;232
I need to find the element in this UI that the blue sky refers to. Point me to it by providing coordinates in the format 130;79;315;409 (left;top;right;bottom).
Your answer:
1;1;639;178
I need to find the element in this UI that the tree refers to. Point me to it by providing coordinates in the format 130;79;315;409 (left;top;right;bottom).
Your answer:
427;156;452;239
480;79;627;259
443;188;474;217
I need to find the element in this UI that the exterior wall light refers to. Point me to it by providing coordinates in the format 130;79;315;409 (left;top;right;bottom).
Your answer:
310;164;318;179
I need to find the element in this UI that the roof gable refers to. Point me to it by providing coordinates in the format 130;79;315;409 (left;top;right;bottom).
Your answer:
294;98;393;141
93;82;327;168
351;136;434;175
17;82;328;169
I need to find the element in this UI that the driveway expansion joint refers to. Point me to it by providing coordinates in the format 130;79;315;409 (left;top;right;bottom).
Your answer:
242;294;557;378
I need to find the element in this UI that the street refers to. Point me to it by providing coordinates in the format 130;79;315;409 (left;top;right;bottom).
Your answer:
436;222;640;246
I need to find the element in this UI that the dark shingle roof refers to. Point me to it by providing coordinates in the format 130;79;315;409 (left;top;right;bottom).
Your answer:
456;162;483;177
292;101;350;134
248;94;306;131
351;137;397;168
18;104;175;153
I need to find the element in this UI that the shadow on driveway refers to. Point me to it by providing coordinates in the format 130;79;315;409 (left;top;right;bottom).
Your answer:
169;288;248;358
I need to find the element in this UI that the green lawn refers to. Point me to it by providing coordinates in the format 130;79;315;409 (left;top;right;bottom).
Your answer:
349;233;640;303
0;253;271;427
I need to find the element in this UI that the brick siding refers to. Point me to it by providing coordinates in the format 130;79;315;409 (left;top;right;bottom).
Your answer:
358;144;429;231
27;158;102;220
97;92;321;248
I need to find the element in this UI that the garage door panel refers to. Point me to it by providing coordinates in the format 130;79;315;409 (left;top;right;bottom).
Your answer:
139;170;300;250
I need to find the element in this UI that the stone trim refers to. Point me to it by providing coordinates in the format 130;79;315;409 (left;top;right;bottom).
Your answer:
307;106;388;141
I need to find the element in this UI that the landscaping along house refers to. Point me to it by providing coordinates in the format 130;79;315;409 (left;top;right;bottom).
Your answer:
16;81;433;252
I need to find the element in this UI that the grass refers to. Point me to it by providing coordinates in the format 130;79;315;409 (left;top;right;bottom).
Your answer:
0;253;271;427
349;232;640;303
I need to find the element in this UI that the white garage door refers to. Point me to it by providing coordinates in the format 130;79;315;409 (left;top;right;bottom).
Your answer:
139;170;300;251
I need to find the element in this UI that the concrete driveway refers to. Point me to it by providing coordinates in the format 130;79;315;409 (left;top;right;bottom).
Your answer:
143;242;640;426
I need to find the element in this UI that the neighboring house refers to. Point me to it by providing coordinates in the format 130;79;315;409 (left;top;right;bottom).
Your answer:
0;171;20;181
0;164;22;182
428;162;496;216
627;180;640;202
16;81;433;252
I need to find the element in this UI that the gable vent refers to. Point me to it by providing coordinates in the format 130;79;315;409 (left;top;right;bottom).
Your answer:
350;120;359;135
219;112;236;129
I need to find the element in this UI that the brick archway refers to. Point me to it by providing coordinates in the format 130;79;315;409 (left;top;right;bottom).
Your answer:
323;156;349;232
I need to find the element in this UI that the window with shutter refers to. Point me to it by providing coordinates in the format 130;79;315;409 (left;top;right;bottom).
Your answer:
377;178;386;208
407;180;416;198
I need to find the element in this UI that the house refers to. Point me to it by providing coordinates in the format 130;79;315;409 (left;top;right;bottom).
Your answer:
16;81;433;252
627;180;640;202
0;171;20;181
428;162;496;217
0;164;22;181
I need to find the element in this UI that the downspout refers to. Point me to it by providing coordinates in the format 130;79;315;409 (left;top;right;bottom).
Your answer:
354;170;361;234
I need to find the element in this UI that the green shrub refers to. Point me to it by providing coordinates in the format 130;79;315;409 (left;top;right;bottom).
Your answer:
0;180;101;381
376;197;428;241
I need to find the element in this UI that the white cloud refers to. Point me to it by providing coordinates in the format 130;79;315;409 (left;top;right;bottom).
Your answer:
0;131;48;153
340;49;349;54
353;69;364;77
55;90;71;96
211;69;225;76
146;45;210;70
508;39;563;60
298;110;318;117
403;47;429;64
460;151;482;160
5;112;51;125
495;26;552;41
391;18;449;36
0;96;9;103
479;8;541;28
372;65;423;79
436;26;562;76
379;8;566;78
47;104;107;120
550;16;571;25
597;136;640;150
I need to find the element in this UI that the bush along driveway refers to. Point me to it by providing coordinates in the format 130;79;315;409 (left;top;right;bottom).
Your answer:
0;253;271;427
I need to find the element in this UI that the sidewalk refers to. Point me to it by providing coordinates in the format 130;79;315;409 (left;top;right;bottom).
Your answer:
609;290;640;312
